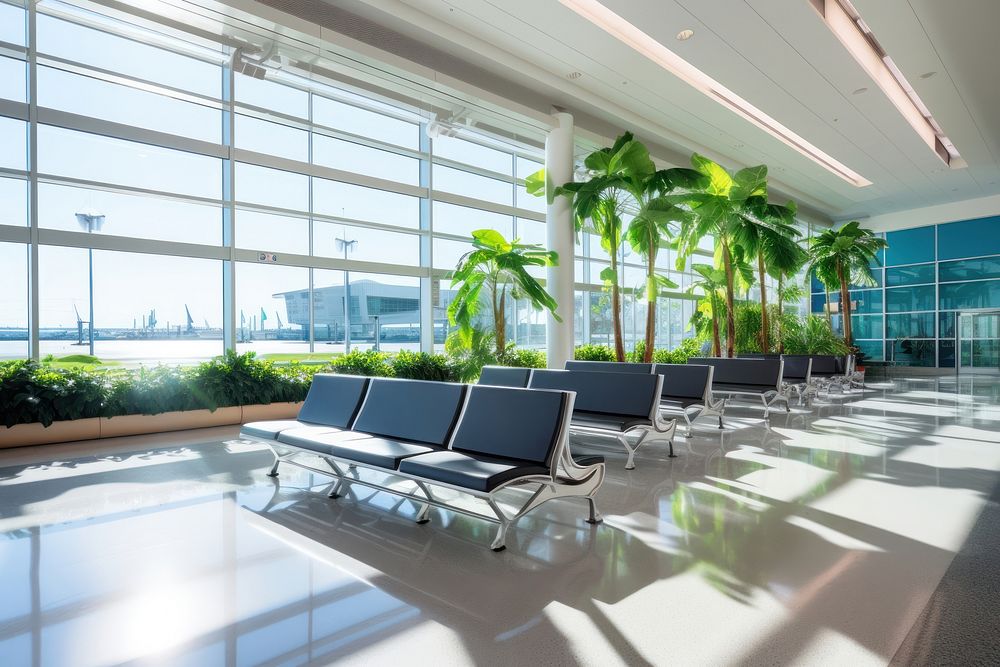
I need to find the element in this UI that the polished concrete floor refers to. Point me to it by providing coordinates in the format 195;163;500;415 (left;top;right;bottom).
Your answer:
1;377;999;666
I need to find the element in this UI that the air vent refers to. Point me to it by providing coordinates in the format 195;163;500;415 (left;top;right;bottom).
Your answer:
566;71;583;79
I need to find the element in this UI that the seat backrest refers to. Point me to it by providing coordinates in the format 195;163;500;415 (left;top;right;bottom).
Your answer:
449;385;570;467
297;374;371;428
653;363;711;401
351;378;467;445
780;356;812;382
564;360;653;374
687;357;782;389
737;353;780;360
478;365;531;388
529;369;659;419
809;355;839;375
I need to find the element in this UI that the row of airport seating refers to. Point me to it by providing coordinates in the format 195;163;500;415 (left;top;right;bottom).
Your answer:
241;375;605;551
241;353;854;550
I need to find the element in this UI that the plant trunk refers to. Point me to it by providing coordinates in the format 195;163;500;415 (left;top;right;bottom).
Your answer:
711;296;722;357
721;239;737;358
824;287;833;326
837;262;852;345
610;254;626;362
643;249;657;363
493;280;507;358
757;251;769;353
776;274;785;354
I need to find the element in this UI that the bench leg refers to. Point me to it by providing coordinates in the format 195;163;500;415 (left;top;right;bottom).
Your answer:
586;496;603;524
486;498;512;552
683;411;694;438
267;457;281;477
414;481;434;524
761;393;770;420
619;430;649;470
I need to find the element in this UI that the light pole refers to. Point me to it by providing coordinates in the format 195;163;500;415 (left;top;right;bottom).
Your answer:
335;230;357;353
75;212;106;356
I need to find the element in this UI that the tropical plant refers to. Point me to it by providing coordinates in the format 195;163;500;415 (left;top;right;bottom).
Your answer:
775;274;807;354
672;154;798;357
447;229;559;358
390;350;459;382
531;133;700;362
807;221;887;345
0;359;106;427
688;263;728;357
497;346;546;369
574;344;617;361
446;328;497;383
780;315;851;355
331;349;394;377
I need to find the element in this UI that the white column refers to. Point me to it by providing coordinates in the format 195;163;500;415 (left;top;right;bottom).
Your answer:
545;111;574;369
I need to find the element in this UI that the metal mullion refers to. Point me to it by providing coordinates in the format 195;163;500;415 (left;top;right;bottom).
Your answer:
37;228;229;261
36;107;229;159
27;0;38;360
0;98;29;120
0;40;26;59
430;155;516;184
36;172;225;208
230;247;427;278
308;91;314;354
222;58;236;354
0;224;29;243
431;190;537;219
232;199;427;239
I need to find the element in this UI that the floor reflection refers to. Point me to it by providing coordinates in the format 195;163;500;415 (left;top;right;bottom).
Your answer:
0;377;997;665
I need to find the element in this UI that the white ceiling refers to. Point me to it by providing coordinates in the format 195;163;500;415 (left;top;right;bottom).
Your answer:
299;0;1000;223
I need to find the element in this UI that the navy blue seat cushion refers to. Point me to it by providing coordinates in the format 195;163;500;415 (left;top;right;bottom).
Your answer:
276;425;362;449
397;450;549;493
529;369;658;419
296;374;371;428
351;378;466;446
449;385;566;466
654;364;710;400
477;366;532;388
571;411;651;432
712;381;776;393
660;397;700;410
687;358;781;389
809;356;839;376
564;360;653;374
241;419;304;440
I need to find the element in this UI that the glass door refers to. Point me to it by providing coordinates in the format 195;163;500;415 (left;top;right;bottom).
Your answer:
957;310;1000;374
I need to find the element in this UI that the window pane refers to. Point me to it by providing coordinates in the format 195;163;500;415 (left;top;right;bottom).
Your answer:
38;183;222;245
433;136;511;175
938;215;1000;261
894;339;936;367
432;201;511;238
313;135;419;185
235;115;308;162
313;178;418;228
314;222;419;266
346;272;420;351
517;218;546;246
885;263;934;287
886;285;935;313
939;280;1000;311
235;263;310;357
851;314;883;340
311;268;345;352
39;126;221;198
852;267;882;289
939;255;1000;283
0;56;25;103
851;289;883;315
516;157;543;180
856;340;884;362
234;163;307;211
433;165;511;205
235;210;309;255
235;75;307;118
37;66;220;142
0;3;25;46
516;184;545;213
939;311;955;339
39;246;223;363
0;117;26;170
312;95;418;150
886;312;935;339
886;226;935;266
0;242;28;359
37;15;221;98
0;177;27;227
433;237;472;270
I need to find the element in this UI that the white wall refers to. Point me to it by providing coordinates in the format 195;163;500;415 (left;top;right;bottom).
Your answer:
859;193;1000;232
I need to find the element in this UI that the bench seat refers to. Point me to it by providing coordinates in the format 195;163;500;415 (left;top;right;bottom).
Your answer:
398;450;549;493
280;431;437;470
712;382;778;393
241;419;305;440
571;411;653;432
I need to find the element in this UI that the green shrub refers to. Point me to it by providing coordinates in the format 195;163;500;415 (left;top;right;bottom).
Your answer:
497;347;546;369
446;329;498;383
574;344;615;361
0;360;107;427
781;316;850;355
391;350;459;382
330;349;394;377
53;354;102;365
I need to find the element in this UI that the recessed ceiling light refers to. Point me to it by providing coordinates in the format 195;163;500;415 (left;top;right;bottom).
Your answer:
852;87;868;95
559;0;871;187
566;71;583;79
676;29;694;41
919;71;937;79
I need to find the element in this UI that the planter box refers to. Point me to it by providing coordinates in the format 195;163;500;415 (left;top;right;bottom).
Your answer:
0;402;301;450
0;418;102;449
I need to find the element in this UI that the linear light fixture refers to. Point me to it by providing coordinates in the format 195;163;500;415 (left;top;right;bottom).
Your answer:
558;0;872;187
812;0;965;169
